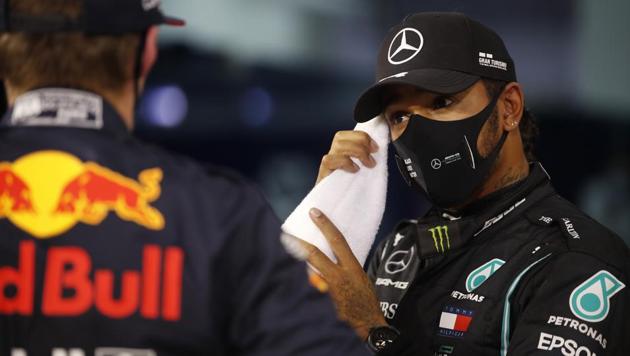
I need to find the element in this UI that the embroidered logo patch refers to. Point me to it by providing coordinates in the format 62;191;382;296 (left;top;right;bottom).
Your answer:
438;306;474;338
465;258;505;292
570;270;625;323
428;225;450;253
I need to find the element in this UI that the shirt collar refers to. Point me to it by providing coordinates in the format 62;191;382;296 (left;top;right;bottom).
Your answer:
413;162;555;258
0;88;130;137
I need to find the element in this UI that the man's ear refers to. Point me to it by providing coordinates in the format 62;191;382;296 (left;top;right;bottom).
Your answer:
141;26;160;79
499;82;524;132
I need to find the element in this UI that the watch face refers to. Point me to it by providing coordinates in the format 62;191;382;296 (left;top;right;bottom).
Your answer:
368;326;399;351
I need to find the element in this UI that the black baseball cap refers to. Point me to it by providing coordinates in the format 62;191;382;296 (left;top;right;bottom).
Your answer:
354;12;517;122
0;0;185;35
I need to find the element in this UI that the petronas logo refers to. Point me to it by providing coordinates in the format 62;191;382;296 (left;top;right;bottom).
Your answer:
428;225;450;253
465;258;505;292
570;270;625;322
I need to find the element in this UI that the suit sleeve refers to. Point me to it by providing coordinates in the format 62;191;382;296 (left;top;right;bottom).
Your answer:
216;184;370;356
367;235;390;283
506;252;629;356
366;230;422;356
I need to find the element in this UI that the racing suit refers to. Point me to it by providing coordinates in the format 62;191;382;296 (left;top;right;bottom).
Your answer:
0;88;369;356
368;163;630;355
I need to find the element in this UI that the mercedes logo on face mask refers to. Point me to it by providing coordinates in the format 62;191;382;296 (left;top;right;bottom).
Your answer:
142;0;161;11
388;28;424;65
385;246;415;274
431;159;442;170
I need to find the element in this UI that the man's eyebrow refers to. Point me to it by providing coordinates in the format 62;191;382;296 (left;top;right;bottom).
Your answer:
381;86;466;109
453;84;476;98
382;86;429;105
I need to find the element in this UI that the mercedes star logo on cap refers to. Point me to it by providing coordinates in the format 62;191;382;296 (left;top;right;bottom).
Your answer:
388;28;424;65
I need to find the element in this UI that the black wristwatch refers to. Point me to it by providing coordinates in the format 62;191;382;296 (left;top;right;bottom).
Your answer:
366;325;400;353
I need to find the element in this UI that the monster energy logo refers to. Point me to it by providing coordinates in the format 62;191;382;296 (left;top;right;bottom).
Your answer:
428;225;450;253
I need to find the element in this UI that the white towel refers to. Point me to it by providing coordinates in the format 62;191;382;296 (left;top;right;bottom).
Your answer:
281;117;389;266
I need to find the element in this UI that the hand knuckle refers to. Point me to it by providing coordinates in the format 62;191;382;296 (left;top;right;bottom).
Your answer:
329;142;345;154
305;245;319;257
357;131;370;142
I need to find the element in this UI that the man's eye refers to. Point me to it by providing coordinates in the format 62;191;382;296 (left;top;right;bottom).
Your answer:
388;112;410;125
432;96;454;110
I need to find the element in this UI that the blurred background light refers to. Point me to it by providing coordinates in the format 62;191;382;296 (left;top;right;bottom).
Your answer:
140;85;189;128
238;87;274;128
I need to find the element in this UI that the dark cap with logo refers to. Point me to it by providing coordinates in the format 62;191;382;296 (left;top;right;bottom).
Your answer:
354;12;516;122
0;0;185;35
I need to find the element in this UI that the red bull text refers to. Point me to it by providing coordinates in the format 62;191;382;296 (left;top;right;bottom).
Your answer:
0;241;184;321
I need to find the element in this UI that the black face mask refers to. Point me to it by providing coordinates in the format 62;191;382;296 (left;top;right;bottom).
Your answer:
392;94;507;209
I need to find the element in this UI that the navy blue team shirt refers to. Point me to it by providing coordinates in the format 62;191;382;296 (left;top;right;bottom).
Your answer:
0;88;369;356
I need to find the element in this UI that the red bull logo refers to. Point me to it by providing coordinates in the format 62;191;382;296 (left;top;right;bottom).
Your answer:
0;164;35;214
0;151;165;238
0;241;183;321
0;152;181;322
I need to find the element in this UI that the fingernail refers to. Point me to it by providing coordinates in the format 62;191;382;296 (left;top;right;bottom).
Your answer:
310;208;322;218
369;155;376;166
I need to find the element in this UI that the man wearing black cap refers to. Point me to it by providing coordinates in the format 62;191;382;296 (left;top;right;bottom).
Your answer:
305;12;630;355
0;1;370;355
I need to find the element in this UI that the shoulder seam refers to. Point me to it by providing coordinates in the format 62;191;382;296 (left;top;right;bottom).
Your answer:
540;250;628;281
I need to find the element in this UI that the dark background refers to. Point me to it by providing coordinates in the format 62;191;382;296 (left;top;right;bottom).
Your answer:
135;0;630;245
